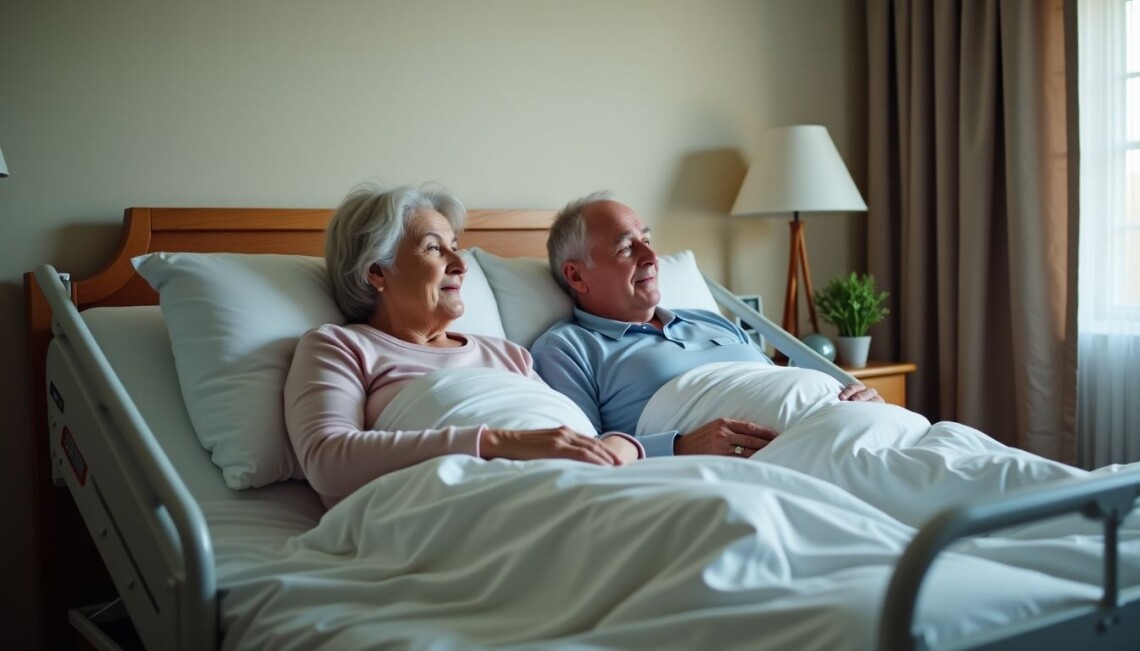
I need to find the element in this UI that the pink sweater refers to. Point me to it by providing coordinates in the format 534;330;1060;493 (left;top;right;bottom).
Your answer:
285;324;603;507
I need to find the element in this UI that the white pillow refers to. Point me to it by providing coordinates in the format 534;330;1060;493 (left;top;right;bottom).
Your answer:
655;250;721;314
452;252;508;338
472;248;721;347
134;250;504;489
471;249;573;348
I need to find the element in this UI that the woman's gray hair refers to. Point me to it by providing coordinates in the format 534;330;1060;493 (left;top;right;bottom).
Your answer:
326;183;466;322
547;190;613;295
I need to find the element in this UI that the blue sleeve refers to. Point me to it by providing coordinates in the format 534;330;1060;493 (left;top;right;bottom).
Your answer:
534;344;676;455
534;329;684;455
531;340;604;435
637;430;680;457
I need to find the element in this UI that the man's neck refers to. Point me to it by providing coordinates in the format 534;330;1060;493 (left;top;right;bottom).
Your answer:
579;304;657;326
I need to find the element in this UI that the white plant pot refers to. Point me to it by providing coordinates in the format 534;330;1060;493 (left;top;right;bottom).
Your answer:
836;336;872;368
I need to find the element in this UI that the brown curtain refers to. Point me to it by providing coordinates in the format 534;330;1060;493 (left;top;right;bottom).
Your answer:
866;0;1077;462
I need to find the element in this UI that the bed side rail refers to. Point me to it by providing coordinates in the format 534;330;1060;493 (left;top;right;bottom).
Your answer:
703;274;859;386
881;468;1140;651
35;264;216;651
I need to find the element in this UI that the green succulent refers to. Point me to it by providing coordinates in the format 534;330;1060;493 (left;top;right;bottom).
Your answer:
814;272;890;337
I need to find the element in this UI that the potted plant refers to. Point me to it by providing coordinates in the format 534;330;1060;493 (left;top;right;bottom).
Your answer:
813;272;890;368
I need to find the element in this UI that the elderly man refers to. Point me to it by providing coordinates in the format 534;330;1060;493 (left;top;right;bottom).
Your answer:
531;192;882;458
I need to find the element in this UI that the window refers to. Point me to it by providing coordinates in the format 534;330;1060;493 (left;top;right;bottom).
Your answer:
1125;0;1140;310
1077;0;1140;466
1079;0;1140;329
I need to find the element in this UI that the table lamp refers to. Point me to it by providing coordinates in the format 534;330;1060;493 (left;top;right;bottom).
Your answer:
731;125;867;338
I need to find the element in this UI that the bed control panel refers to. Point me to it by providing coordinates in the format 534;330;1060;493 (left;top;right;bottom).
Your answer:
59;426;88;487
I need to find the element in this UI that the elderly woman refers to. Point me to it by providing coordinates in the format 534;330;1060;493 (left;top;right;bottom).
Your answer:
285;184;642;507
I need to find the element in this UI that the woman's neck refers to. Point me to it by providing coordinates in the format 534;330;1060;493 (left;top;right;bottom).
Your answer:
366;311;460;348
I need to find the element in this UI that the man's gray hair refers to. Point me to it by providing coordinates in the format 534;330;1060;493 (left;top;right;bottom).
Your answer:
326;183;466;322
547;190;614;295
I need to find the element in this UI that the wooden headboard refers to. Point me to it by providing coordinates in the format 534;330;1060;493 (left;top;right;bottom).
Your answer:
21;206;554;647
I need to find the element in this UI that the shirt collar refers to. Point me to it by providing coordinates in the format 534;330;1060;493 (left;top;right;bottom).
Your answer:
571;306;684;341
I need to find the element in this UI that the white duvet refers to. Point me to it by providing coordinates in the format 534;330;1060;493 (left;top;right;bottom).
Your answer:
214;366;1139;650
640;363;1125;527
374;367;597;436
640;363;1140;580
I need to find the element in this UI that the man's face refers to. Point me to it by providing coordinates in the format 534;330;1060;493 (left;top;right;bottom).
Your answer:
568;201;660;323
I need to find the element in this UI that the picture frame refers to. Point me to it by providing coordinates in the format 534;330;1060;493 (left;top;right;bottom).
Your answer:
735;295;762;331
734;294;765;351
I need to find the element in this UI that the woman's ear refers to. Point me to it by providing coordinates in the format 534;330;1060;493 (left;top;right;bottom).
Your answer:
563;260;588;295
367;263;386;292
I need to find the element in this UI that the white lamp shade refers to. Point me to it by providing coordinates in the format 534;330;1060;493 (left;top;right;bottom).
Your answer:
731;125;866;216
0;147;7;178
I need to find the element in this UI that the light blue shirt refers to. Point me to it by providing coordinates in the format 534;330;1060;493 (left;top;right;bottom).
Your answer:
531;307;772;457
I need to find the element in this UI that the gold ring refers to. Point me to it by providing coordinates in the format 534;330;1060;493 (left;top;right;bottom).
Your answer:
734;445;744;456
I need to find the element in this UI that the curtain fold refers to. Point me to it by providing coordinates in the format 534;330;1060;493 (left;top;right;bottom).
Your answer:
867;0;1076;461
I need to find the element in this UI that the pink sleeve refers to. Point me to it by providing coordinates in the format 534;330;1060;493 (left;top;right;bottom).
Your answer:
284;330;484;504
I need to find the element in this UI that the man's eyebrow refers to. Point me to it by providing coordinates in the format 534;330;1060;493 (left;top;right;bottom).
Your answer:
613;227;651;244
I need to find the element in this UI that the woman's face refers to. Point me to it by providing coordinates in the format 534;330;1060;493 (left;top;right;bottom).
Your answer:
373;208;466;328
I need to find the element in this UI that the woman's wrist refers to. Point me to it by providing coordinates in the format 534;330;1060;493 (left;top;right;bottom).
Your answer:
478;427;501;459
599;434;641;464
600;432;644;460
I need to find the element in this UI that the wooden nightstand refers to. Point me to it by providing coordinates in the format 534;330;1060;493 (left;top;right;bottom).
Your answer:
843;361;916;407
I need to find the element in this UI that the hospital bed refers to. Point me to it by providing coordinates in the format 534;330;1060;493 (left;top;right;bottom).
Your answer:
23;206;1140;650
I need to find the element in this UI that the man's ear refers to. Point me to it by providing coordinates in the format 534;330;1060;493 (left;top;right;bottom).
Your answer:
367;263;386;292
563;260;588;295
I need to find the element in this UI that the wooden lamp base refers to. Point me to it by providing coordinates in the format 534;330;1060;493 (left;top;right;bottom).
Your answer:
781;211;820;340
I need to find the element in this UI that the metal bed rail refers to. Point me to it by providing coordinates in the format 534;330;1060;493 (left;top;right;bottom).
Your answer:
704;274;859;386
882;468;1140;650
35;264;216;651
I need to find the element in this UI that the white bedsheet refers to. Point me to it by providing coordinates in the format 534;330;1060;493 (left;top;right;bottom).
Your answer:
212;367;1115;650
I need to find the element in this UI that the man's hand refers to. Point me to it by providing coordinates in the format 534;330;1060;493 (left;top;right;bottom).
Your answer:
674;417;778;457
838;383;883;403
599;435;640;465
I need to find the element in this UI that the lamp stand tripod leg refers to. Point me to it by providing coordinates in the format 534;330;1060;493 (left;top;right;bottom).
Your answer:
796;221;820;334
782;219;801;340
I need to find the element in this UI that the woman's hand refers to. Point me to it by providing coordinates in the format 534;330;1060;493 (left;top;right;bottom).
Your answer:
599;435;640;465
480;426;624;466
838;383;883;403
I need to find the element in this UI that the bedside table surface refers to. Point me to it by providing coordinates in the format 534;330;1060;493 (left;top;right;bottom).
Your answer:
841;361;917;378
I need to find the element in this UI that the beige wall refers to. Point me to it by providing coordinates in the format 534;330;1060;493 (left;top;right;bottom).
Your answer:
0;1;866;646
